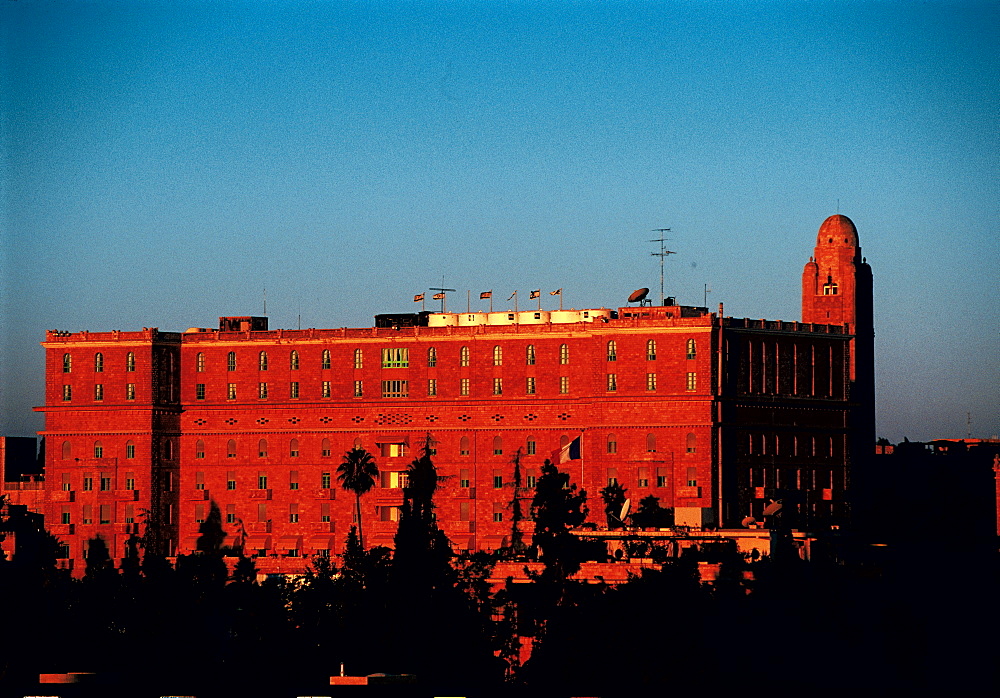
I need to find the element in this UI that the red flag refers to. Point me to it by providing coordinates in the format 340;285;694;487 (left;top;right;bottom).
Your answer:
413;293;424;302
480;291;492;299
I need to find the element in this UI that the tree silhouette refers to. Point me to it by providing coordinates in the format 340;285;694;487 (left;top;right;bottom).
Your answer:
599;480;627;529
337;447;379;548
529;460;588;600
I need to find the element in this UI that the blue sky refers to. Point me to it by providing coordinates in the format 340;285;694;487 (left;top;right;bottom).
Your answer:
2;0;997;442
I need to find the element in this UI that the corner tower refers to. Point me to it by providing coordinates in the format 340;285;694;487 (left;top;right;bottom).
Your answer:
803;214;875;477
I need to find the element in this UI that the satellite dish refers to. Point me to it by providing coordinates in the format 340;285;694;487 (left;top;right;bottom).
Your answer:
619;498;631;523
627;288;650;303
762;501;783;516
741;516;757;528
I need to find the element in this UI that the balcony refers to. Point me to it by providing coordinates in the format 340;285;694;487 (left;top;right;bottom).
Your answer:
676;486;701;499
48;524;75;536
246;521;272;533
374;490;405;507
56;559;74;571
311;521;335;533
311;488;336;500
186;489;210;501
49;490;74;503
249;489;272;501
446;521;475;533
115;489;140;501
457;487;476;499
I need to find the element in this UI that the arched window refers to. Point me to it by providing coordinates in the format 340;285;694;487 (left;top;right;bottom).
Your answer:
258;439;268;458
560;434;569;448
607;433;617;454
493;346;503;366
353;348;362;369
259;351;268;370
427;347;437;367
493;436;503;456
526;344;536;365
289;439;299;457
322;349;332;370
94;353;103;372
353;437;362;449
559;344;569;365
460;436;470;456
606;341;617;361
686;339;696;360
290;350;299;370
227;439;237;458
62;441;71;460
126;352;136;372
646;339;657;360
62;353;72;373
646;433;656;453
526;436;536;455
321;438;331;457
195;352;204;372
460;346;470;367
227;351;236;371
686;432;697;453
195;440;205;459
94;441;103;459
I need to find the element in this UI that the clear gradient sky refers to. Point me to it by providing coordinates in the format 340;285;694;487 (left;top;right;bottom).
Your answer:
2;1;998;442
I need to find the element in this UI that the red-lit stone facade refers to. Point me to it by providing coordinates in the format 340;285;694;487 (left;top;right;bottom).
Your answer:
8;216;873;575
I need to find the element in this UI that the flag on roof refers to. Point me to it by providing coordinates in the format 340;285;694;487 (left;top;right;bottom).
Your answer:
413;293;424;302
432;292;445;300
507;291;517;301
550;288;562;295
530;289;540;299
480;291;492;299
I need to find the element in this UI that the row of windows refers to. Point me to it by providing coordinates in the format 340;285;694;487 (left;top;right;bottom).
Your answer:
63;352;136;373
194;339;699;373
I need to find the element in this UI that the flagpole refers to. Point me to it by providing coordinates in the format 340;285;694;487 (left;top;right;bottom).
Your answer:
467;290;470;314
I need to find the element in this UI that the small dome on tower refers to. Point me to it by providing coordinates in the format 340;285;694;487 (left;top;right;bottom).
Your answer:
817;214;858;247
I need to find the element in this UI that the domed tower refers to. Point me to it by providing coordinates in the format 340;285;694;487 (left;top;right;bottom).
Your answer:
803;214;875;473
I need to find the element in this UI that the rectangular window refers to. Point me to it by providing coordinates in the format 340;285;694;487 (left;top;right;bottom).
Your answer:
638;467;649;488
258;473;268;490
460;502;470;521
196;383;205;400
526;376;536;395
126;383;135;400
227;472;236;490
607;468;618;486
100;504;111;525
460;378;470;396
62;385;72;401
126;443;136;459
353;380;362;397
227;383;237;400
379;443;408;458
125;505;135;524
100;475;112;491
61;473;71;491
257;502;267;522
125;475;135;490
493;470;503;488
493;502;504;522
322;381;332;398
195;471;205;490
381;380;409;398
493;377;503;395
195;504;206;524
289;471;299;490
321;471;331;489
460;469;470;488
321;503;331;522
94;384;104;401
687;467;698;487
686;372;697;391
290;381;299;399
606;374;617;392
526;440;536;455
226;504;236;524
646;373;657;391
83;476;93;491
526;473;537;488
381;347;409;368
559;376;569;394
259;382;268;399
427;379;437;396
82;505;93;524
381;471;409;489
657;468;668;488
61;510;71;525
289;504;299;523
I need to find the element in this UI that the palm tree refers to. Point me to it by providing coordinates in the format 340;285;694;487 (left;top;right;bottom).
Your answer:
337;447;379;548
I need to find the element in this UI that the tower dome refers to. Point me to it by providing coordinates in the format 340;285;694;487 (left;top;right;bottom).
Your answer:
817;214;858;247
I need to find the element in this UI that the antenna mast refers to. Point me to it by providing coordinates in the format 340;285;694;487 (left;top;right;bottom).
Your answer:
650;229;676;306
429;275;457;313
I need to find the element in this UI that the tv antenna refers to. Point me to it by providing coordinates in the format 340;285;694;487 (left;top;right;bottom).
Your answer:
650;229;676;306
429;276;456;312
